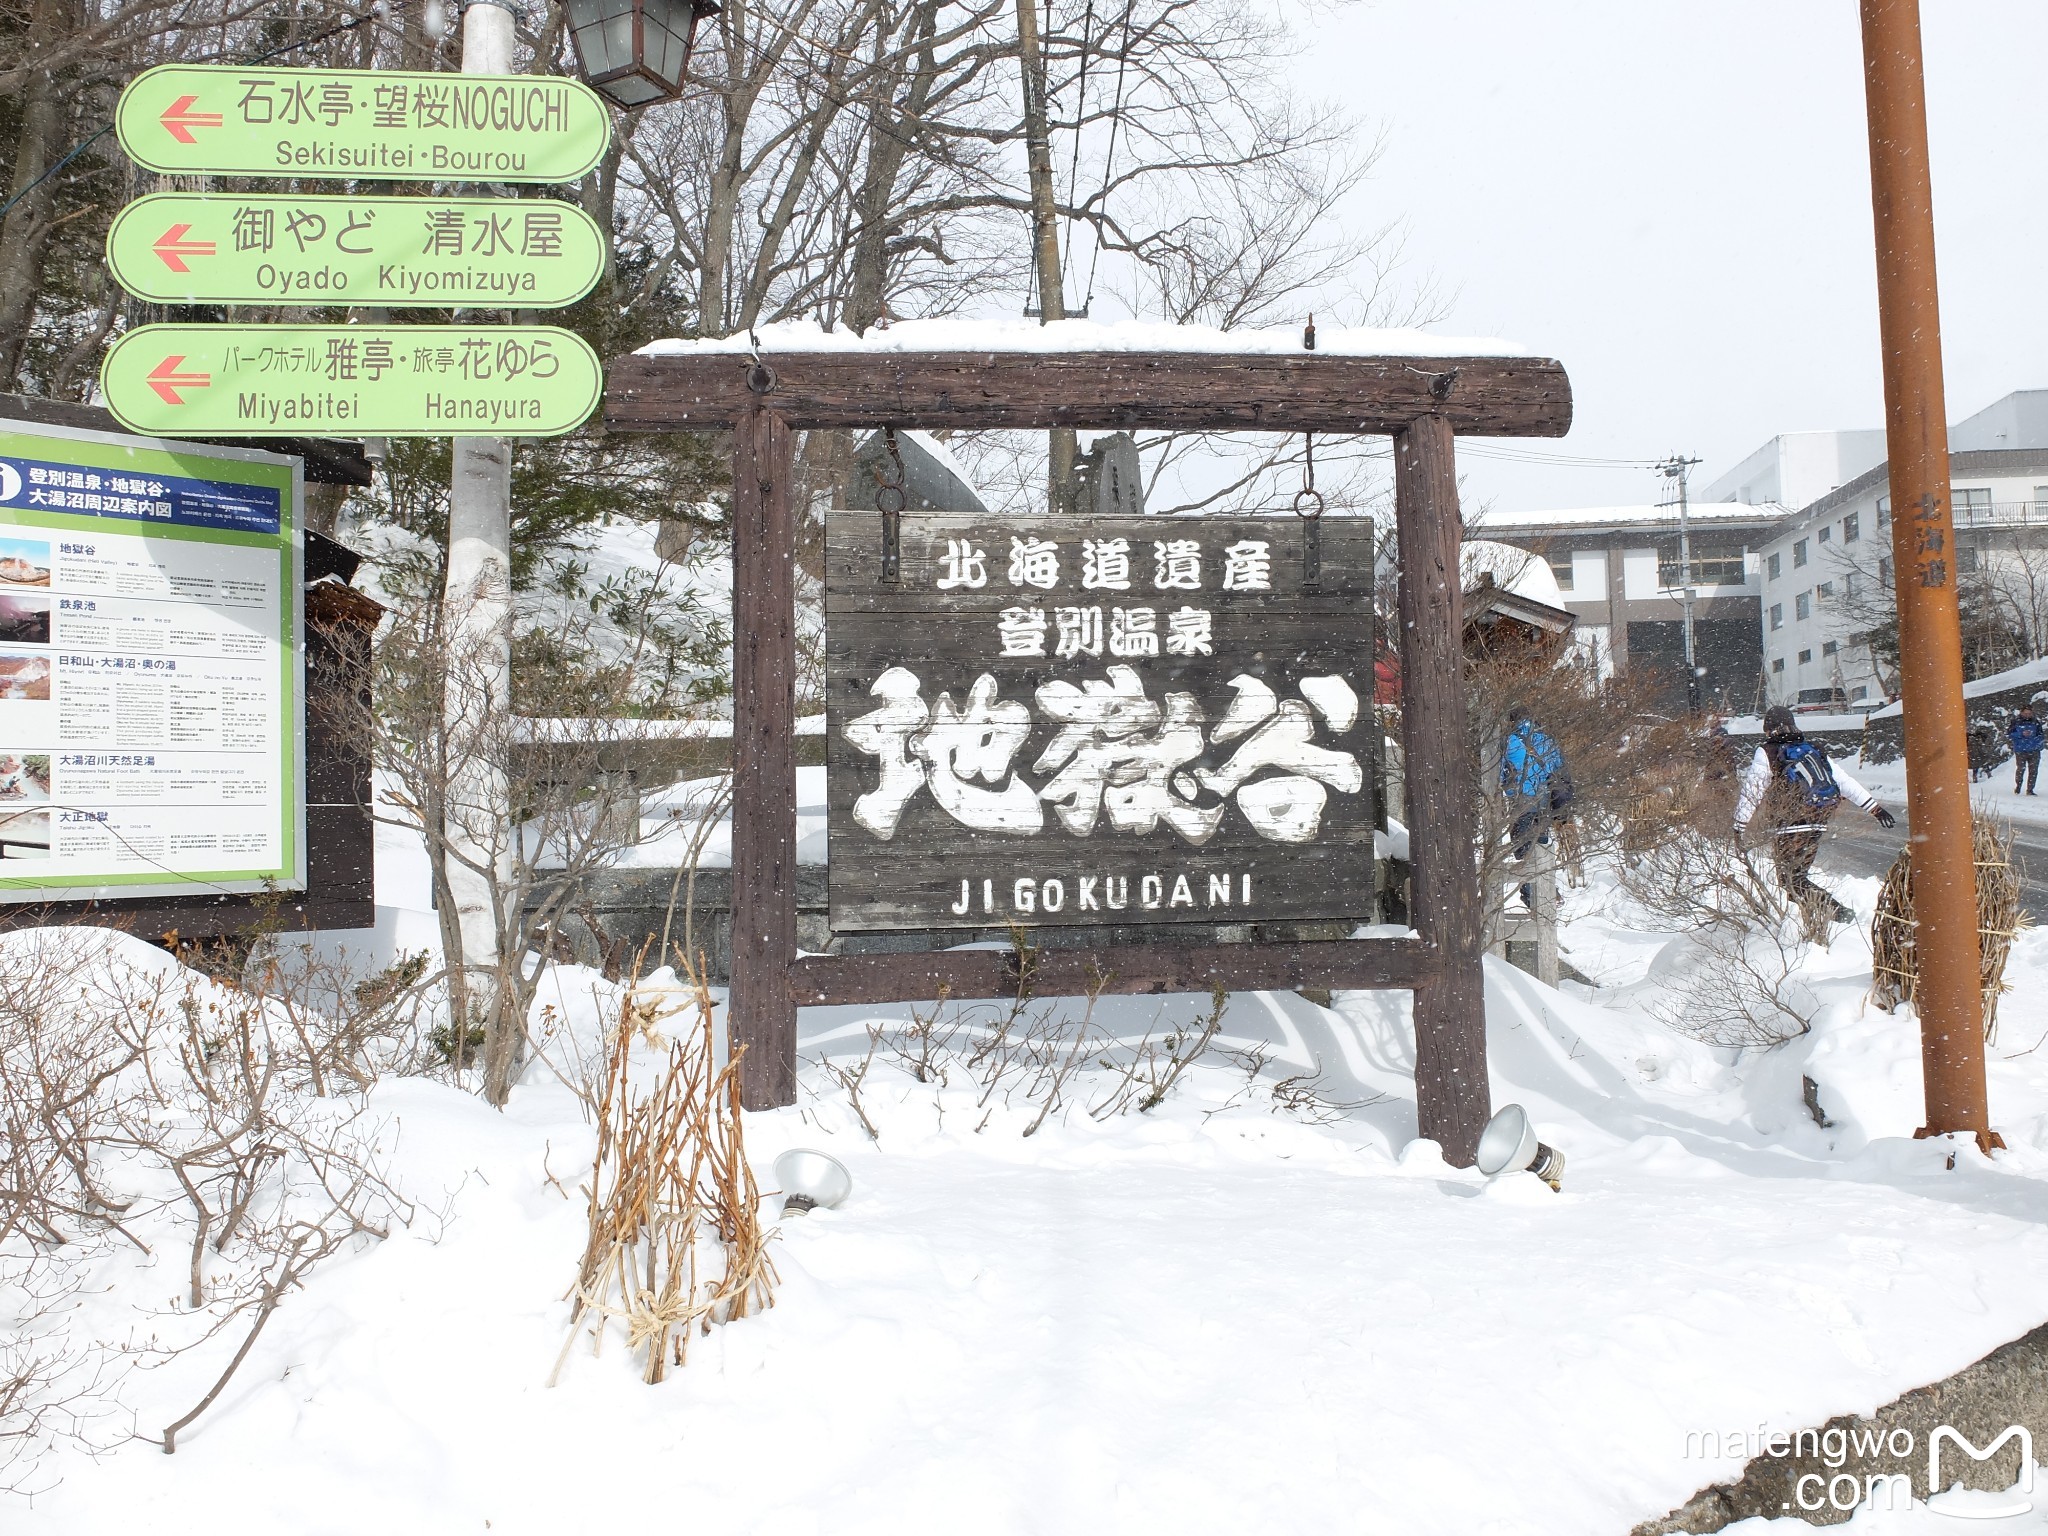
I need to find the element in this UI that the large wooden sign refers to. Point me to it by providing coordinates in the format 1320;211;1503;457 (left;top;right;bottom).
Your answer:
826;511;1376;931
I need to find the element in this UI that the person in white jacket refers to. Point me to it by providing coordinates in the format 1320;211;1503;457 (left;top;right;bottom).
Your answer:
1733;705;1897;925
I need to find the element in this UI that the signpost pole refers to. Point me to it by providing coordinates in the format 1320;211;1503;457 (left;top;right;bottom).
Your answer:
1395;412;1491;1166
443;0;521;1098
730;396;800;1109
1858;0;1998;1152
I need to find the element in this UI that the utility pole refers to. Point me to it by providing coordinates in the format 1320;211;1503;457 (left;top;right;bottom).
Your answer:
1859;0;1998;1152
441;0;518;1095
1014;0;1078;512
1658;455;1703;714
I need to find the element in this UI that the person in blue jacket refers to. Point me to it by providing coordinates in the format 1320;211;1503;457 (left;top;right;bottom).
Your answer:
1500;705;1572;908
2009;702;2044;795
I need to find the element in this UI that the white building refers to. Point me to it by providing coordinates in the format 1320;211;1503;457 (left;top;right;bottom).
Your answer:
1703;429;1889;511
1472;502;1783;707
1750;391;2048;706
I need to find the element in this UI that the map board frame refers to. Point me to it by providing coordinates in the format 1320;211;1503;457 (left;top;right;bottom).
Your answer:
602;341;1573;1167
0;418;306;904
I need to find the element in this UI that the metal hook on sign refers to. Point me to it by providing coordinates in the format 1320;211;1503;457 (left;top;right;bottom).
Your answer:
1294;431;1324;588
874;426;908;582
745;328;776;394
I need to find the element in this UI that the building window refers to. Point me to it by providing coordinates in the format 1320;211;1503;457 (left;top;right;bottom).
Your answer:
1878;496;1891;526
1772;659;1785;674
1844;570;1861;598
1769;602;1784;630
1816;580;1834;600
1957;543;1980;574
1823;640;1839;656
1798;648;1812;664
1546;555;1574;591
1768;552;1782;580
1956;486;1992;512
1817;525;1832;545
1793;538;1809;567
1658;547;1747;588
1851;685;1869;701
1880;556;1893;586
2035;485;2048;511
1844;511;1861;543
1795;592;1811;620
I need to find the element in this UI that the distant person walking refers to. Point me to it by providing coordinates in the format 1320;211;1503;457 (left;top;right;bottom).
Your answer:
1968;721;1999;784
1734;706;1896;928
2009;704;2044;796
1500;705;1573;909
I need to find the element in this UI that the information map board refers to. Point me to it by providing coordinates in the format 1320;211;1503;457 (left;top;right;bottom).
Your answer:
825;512;1376;931
0;419;303;902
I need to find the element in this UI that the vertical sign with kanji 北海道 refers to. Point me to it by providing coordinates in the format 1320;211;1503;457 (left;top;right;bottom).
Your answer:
825;513;1377;930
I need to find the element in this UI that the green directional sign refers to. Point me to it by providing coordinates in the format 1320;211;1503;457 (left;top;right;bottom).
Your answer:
100;324;603;438
115;64;611;183
107;193;606;308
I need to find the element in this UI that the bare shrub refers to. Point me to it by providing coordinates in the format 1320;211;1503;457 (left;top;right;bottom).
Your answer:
550;965;776;1387
1619;826;1818;1048
1;927;411;1481
1090;983;1231;1118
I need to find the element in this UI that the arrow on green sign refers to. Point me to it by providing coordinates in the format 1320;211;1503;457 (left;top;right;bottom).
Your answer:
115;64;610;183
107;194;606;308
101;324;604;438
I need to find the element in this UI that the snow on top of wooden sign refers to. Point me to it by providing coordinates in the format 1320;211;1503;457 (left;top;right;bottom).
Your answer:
637;316;1542;360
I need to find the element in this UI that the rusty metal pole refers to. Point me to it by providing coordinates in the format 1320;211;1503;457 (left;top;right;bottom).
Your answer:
1858;0;1999;1153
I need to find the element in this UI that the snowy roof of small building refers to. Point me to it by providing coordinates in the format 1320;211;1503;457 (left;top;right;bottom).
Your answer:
1463;539;1565;608
1476;501;1791;533
638;317;1542;361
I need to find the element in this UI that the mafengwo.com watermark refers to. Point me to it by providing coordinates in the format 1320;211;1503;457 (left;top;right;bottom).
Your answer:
1683;1423;2033;1519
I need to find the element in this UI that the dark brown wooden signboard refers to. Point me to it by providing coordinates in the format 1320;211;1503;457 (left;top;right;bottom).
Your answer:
601;339;1575;1166
826;512;1376;931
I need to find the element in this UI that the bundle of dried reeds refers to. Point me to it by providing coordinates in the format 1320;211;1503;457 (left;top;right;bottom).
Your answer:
549;966;777;1386
1870;814;2029;1041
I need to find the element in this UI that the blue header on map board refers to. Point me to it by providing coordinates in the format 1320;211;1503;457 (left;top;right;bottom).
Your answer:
0;451;281;534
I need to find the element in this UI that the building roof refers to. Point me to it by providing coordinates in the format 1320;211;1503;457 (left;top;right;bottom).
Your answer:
1474;502;1789;536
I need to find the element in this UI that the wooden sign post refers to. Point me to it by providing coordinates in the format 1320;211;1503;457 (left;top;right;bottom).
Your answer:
604;342;1572;1166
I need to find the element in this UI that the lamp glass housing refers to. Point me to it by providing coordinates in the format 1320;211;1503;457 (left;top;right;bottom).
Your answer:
565;0;718;109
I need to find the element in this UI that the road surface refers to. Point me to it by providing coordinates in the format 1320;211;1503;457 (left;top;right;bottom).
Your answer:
1820;799;2048;922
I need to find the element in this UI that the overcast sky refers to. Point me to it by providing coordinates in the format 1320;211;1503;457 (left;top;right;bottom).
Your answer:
1293;1;2048;515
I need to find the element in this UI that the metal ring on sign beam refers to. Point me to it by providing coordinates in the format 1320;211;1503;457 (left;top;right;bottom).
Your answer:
746;360;778;394
1295;490;1324;589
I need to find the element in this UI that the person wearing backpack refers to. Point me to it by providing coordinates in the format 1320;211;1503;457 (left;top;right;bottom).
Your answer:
2008;703;2044;795
1500;705;1569;909
1733;705;1896;925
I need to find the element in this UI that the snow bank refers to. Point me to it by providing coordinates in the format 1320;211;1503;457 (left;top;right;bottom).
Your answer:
18;853;2048;1534
1865;656;2048;720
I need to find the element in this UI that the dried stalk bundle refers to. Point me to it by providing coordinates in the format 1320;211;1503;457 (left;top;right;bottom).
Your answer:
1870;814;2030;1041
549;969;777;1386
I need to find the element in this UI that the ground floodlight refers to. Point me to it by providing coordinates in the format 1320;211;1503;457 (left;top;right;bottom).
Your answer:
773;1148;851;1215
1474;1103;1565;1191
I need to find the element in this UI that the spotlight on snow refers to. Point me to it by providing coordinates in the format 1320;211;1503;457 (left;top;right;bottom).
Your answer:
1474;1104;1565;1191
774;1149;852;1216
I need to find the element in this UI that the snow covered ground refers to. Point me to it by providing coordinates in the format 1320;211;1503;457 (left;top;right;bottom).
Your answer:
13;844;2048;1533
1854;755;2048;832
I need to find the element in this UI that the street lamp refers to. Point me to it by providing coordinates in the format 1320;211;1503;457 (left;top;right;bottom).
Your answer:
564;0;721;109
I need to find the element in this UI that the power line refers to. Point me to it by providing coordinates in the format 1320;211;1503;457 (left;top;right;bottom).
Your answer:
1458;443;1672;469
